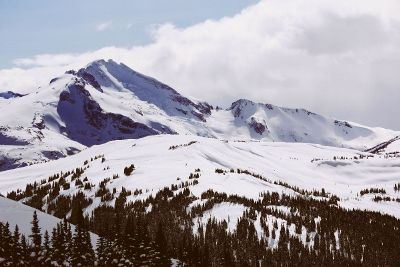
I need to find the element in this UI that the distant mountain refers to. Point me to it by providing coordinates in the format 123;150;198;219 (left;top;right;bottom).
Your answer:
0;59;398;170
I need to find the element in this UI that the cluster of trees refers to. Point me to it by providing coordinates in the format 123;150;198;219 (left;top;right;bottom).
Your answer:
123;164;135;176
360;187;386;196
331;154;373;161
3;160;400;266
383;152;400;159
1;199;170;266
188;171;200;179
215;168;335;200
0;211;94;266
373;195;400;203
168;141;197;150
84;154;105;165
6;164;131;218
4;182;400;266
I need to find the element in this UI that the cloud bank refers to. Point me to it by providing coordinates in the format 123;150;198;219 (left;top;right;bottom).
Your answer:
1;0;400;129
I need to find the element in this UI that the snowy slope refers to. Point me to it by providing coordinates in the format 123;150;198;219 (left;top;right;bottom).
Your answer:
1;135;399;218
0;196;61;236
365;136;400;154
384;138;400;153
0;59;398;171
0;196;97;245
209;99;396;150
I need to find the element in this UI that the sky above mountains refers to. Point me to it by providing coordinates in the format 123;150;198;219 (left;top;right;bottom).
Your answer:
0;0;257;68
1;0;400;130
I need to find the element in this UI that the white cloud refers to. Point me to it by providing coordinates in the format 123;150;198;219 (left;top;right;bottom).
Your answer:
2;0;400;129
95;21;112;31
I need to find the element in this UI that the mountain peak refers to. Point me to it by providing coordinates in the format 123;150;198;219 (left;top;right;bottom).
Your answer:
84;59;117;68
0;59;398;172
230;98;256;107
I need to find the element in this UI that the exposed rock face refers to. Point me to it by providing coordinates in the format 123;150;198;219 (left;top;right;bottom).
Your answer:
77;69;102;92
0;91;25;99
57;79;157;146
230;99;254;118
334;120;352;128
81;60;213;121
249;117;266;135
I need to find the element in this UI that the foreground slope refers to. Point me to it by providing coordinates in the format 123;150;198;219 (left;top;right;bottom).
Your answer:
0;196;97;245
0;59;398;171
1;134;399;266
1;134;399;218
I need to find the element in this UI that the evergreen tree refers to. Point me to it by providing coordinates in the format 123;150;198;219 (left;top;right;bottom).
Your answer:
71;225;95;266
51;222;68;265
41;231;52;266
20;235;30;265
96;235;109;266
70;197;85;227
0;223;13;266
30;210;42;257
11;225;24;265
155;222;171;267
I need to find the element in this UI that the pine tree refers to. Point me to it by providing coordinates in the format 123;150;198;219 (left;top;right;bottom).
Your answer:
20;235;30;265
70;197;85;227
96;235;108;266
0;222;13;266
41;231;52;266
155;222;171;267
11;225;23;265
63;218;73;260
30;210;42;257
71;225;95;266
51;222;67;265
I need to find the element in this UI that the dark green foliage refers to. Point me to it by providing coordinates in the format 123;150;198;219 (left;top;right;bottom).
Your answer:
169;141;197;150
71;225;95;266
123;164;135;176
30;211;41;255
360;187;386;196
2;173;400;266
215;168;224;174
394;182;400;192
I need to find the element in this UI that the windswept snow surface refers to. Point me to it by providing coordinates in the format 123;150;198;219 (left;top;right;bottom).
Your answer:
0;135;399;218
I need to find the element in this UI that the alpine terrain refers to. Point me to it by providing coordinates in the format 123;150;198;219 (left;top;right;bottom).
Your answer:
0;60;399;266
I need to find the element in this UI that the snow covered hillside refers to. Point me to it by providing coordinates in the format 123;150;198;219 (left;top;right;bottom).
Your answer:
1;134;399;218
0;196;61;236
0;196;97;245
0;59;398;171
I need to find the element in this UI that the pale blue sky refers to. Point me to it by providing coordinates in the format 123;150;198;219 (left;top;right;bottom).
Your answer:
2;0;399;129
0;0;257;68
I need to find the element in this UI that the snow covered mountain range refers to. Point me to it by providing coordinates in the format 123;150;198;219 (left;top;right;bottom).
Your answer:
0;59;398;171
1;59;399;266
